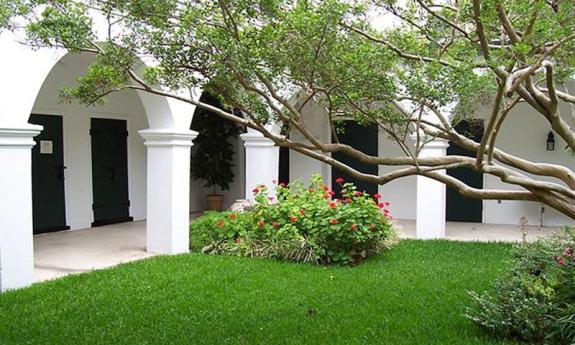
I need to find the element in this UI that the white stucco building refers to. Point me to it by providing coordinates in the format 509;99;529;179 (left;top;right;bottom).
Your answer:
1;16;574;291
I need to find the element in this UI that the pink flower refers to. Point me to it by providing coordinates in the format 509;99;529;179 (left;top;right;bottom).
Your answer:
384;209;390;214
328;191;335;196
267;196;274;202
279;182;286;188
252;188;259;194
299;208;305;215
329;202;336;209
335;177;344;184
385;201;390;206
330;219;339;225
341;189;347;194
344;197;351;203
374;193;381;199
354;191;362;197
377;202;385;209
557;256;566;266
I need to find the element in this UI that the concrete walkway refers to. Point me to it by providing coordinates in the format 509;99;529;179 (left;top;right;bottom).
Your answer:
395;219;559;242
34;221;153;282
33;218;561;283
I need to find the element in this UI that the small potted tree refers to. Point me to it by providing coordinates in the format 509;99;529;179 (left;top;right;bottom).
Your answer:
191;93;240;210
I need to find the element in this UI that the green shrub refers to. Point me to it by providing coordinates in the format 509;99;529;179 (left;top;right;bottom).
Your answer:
189;175;396;265
466;227;575;344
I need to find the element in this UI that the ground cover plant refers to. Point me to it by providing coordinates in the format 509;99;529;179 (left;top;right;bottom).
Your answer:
190;175;396;265
467;227;575;344
0;240;519;345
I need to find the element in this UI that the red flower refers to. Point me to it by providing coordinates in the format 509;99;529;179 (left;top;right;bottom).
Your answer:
374;193;381;199
228;214;237;220
384;209;390;214
322;185;329;191
335;177;344;184
252;188;259;194
290;216;298;223
344;197;351;203
235;238;241;244
259;184;267;189
350;224;357;231
330;219;339;225
216;220;225;228
378;202;385;208
299;208;305;215
328;191;335;196
258;220;266;228
329;202;336;209
268;196;274;202
272;222;280;229
385;201;390;206
323;194;329;199
308;188;315;193
354;191;362;197
557;256;566;266
563;247;574;258
369;224;377;231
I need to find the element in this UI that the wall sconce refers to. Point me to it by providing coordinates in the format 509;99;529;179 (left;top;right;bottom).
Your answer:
547;131;555;151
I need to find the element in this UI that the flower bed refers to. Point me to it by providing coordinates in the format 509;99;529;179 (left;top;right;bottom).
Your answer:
190;175;396;265
466;227;575;344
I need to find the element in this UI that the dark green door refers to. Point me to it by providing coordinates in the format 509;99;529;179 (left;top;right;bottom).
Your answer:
29;114;69;234
332;122;378;196
90;118;132;226
446;120;484;222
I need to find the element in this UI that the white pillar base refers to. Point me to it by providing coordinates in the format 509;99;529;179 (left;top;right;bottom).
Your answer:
415;139;449;239
140;129;197;254
0;125;42;291
240;132;279;201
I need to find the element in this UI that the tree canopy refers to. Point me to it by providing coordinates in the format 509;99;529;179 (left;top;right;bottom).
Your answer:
3;0;575;218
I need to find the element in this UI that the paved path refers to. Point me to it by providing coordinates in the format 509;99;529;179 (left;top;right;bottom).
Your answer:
33;218;561;283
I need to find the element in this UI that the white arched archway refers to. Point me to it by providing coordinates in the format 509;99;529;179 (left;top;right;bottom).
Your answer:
0;32;198;290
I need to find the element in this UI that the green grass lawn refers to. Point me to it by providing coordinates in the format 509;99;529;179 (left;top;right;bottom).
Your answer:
0;240;520;345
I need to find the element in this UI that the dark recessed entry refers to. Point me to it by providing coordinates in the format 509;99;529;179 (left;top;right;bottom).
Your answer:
278;146;290;185
29;114;70;234
331;121;378;196
90;118;132;226
446;119;484;222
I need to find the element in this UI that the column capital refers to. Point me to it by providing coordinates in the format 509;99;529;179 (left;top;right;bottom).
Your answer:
139;128;198;147
0;125;42;148
240;132;276;147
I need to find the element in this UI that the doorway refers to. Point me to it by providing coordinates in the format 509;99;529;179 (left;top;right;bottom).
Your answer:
446;119;484;222
90;118;132;226
29;114;69;234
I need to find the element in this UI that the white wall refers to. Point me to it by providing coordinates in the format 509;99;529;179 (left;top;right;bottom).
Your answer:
378;133;417;220
31;52;148;230
289;99;332;185
482;101;575;227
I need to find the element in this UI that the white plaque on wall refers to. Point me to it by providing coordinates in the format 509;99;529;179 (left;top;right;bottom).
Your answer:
40;140;53;154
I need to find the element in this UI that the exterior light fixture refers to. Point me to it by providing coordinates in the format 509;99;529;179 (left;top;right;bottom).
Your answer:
547;131;555;151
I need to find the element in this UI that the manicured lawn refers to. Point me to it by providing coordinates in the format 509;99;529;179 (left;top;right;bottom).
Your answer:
0;240;519;345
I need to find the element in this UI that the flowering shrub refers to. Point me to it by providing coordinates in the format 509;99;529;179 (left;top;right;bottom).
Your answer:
466;227;575;344
189;174;396;265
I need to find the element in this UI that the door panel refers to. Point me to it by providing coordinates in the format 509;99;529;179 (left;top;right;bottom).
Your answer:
29;114;69;234
446;120;484;222
90;118;132;226
332;122;378;196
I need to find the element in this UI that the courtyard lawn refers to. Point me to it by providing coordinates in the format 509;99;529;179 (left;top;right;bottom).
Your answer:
0;240;519;345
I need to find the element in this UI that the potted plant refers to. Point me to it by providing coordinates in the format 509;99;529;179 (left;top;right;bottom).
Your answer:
191;93;241;210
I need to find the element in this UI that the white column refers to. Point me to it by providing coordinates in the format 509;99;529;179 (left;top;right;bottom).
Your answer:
416;139;449;239
240;132;279;200
139;129;197;254
0;125;42;291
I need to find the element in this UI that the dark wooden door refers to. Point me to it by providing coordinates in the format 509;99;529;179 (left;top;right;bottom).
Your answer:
90;118;132;226
446;120;484;222
29;114;69;234
332;122;378;196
